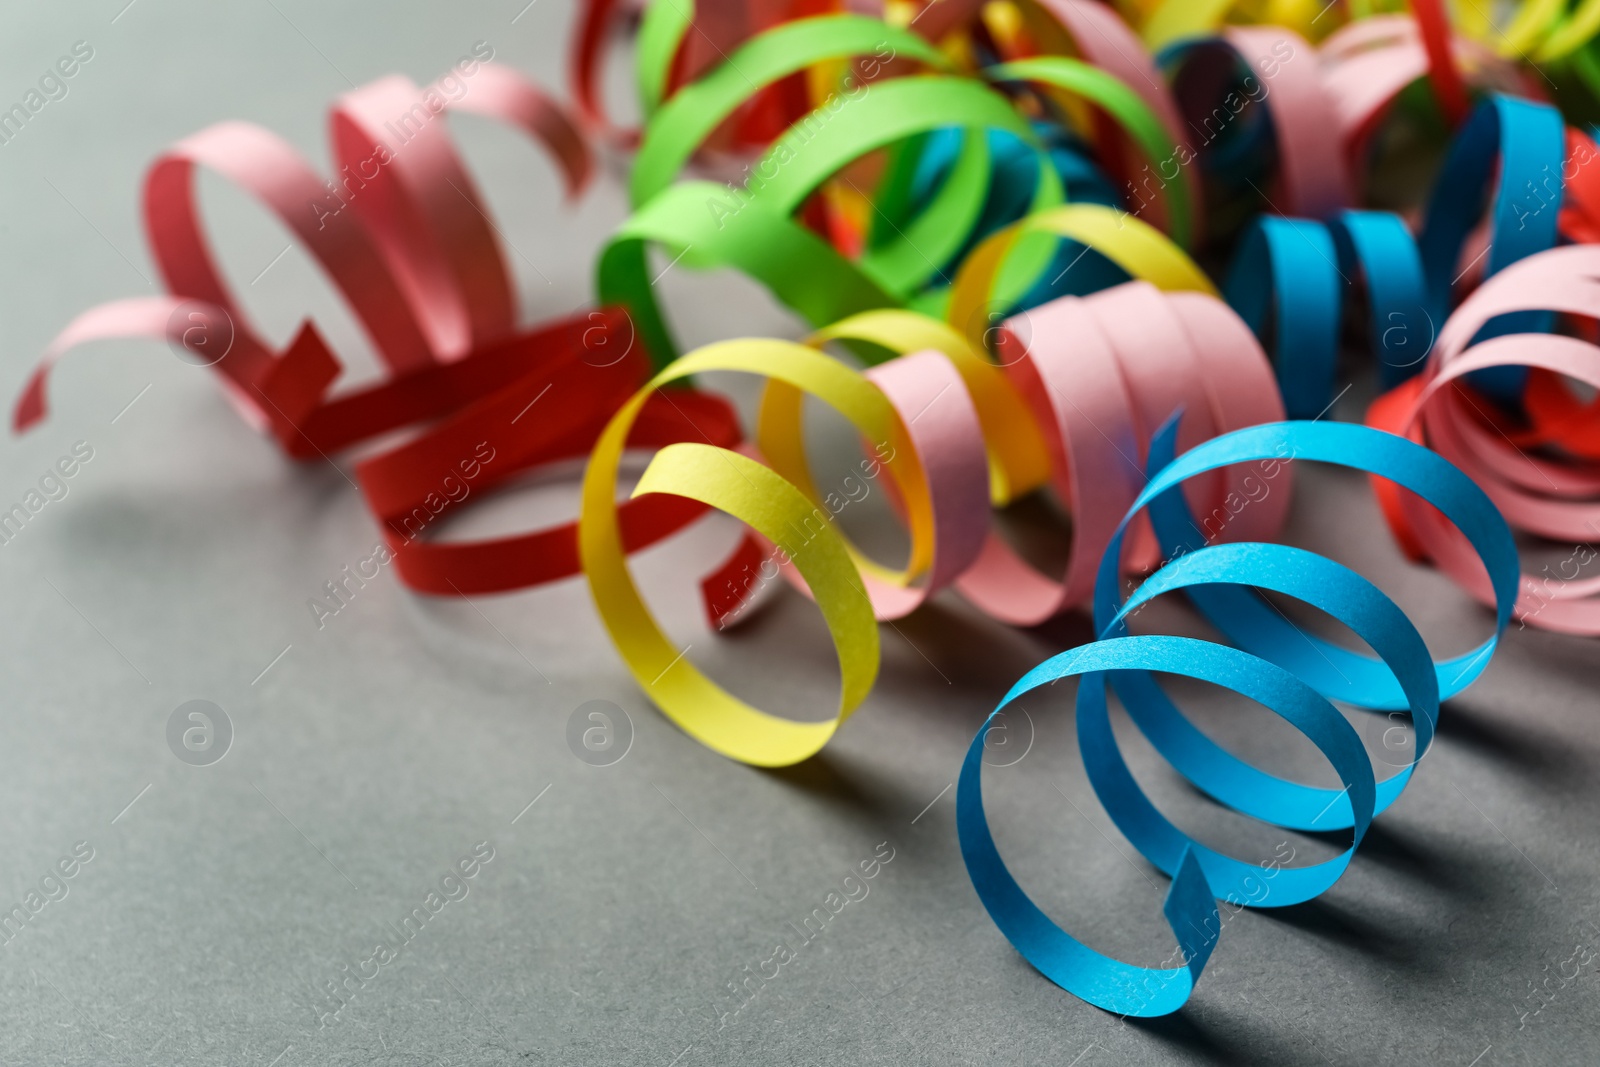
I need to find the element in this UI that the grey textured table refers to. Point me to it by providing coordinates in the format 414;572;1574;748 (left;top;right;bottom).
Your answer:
1;2;1598;1064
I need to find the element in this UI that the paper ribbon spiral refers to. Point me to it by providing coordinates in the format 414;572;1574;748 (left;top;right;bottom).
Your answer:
1368;245;1600;633
956;417;1518;1015
575;280;1289;765
16;0;1600;1021
11;61;744;597
562;0;1587;1016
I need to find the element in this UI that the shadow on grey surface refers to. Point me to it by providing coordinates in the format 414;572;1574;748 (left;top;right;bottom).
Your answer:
1021;606;1100;658
1357;813;1520;907
48;466;354;560
1501;623;1600;680
896;597;1058;680
1256;891;1443;971
1436;695;1595;792
1124;1002;1322;1067
759;749;909;827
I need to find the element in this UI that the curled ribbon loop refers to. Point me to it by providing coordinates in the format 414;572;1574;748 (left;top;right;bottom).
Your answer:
13;62;744;598
576;279;1296;759
1224;93;1577;416
1369;245;1600;634
580;340;891;767
958;420;1519;1016
19;61;591;436
26;0;1600;1023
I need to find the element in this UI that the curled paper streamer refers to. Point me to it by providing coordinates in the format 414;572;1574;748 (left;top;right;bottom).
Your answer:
1368;245;1600;634
572;0;856;150
575;280;1292;765
580;339;889;766
12;63;744;597
12;0;1584;1025
1134;0;1598;82
1452;0;1600;65
600;65;1065;365
958;419;1519;1016
598;1;1561;414
1223;92;1578;415
567;0;1558;1020
598;2;1228;367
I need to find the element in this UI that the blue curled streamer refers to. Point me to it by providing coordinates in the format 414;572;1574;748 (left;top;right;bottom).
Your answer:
1225;211;1430;416
911;122;1131;307
1417;94;1565;398
956;419;1518;1018
1225;217;1341;419
1416;94;1565;334
1330;211;1431;390
1223;93;1566;414
1155;37;1278;199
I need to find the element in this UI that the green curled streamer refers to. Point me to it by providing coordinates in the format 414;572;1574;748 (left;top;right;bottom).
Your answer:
598;182;899;369
598;73;1063;364
986;56;1193;249
634;0;692;121
630;15;953;207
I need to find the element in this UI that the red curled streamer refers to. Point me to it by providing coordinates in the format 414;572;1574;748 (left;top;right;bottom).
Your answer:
1368;244;1600;633
1408;0;1472;124
23;5;1580;636
1320;15;1532;182
13;61;740;598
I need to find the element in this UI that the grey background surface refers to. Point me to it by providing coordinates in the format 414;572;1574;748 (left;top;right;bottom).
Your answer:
0;2;1597;1064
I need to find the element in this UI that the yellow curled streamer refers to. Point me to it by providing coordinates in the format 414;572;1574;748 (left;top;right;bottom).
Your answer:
806;310;1051;505
753;202;1216;568
1141;0;1325;47
946;203;1218;353
580;340;927;766
753;307;1055;595
752;344;933;592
